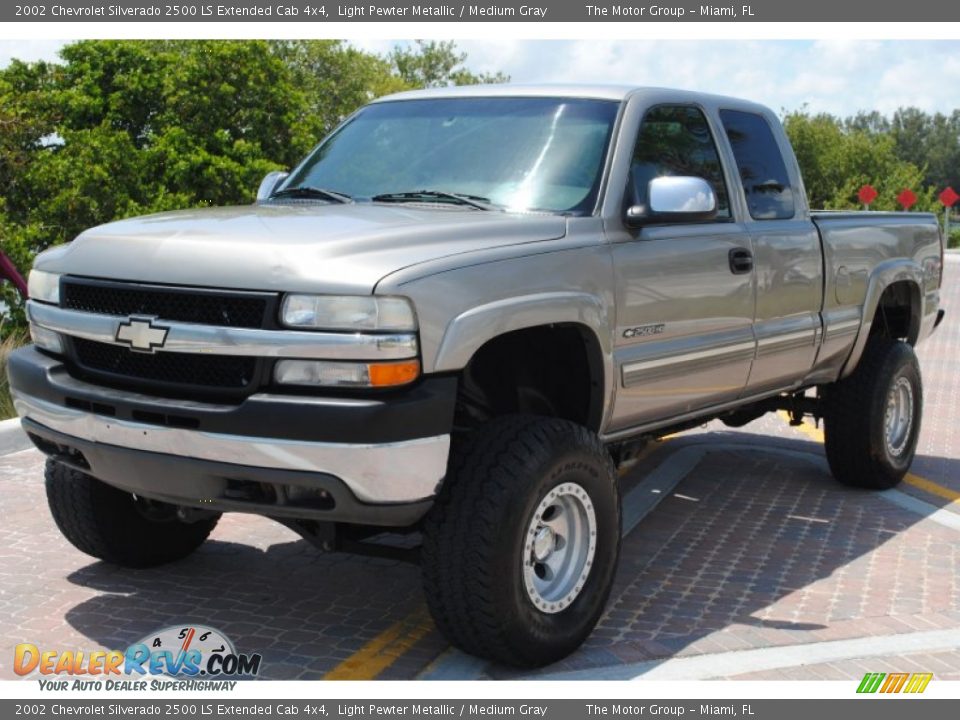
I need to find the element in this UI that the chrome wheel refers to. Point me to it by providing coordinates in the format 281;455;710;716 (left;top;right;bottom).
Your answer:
884;375;914;457
522;482;597;614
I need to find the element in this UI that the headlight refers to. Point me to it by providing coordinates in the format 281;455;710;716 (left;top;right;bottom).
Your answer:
280;295;417;331
27;270;61;304
275;359;421;388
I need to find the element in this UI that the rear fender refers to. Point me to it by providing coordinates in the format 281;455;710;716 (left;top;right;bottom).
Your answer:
839;259;923;379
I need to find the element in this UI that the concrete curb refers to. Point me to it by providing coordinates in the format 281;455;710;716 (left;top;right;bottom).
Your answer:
0;416;30;456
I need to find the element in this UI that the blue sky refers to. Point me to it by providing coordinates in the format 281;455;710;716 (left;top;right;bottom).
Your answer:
3;39;959;118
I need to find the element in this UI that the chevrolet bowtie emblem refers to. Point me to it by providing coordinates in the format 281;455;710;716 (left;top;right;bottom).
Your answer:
115;316;170;353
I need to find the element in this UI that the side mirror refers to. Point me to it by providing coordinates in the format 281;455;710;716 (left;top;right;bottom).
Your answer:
625;176;718;227
256;171;289;202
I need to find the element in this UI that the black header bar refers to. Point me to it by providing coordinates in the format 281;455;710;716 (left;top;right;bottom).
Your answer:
5;0;960;22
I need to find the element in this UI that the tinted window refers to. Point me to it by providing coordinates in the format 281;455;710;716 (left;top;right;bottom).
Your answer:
627;105;731;220
720;110;795;220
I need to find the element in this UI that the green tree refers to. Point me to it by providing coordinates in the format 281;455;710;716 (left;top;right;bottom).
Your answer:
784;110;937;212
390;40;509;88
270;40;408;144
843;110;890;135
889;107;960;193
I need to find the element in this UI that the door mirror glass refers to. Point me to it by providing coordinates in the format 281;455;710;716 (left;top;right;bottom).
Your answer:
626;176;718;226
650;176;717;214
256;171;289;202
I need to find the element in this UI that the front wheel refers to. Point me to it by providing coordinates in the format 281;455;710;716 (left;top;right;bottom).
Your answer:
421;416;621;667
822;337;922;489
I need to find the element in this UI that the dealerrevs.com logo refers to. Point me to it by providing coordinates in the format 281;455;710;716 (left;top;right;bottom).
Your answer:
857;672;933;694
14;625;262;689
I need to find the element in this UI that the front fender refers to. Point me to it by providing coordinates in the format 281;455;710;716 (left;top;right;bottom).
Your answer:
433;291;608;371
433;291;615;431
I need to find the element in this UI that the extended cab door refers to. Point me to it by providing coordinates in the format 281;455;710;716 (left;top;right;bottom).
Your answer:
605;102;756;432
717;109;822;394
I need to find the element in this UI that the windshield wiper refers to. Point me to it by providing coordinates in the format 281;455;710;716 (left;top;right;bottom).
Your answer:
371;190;499;211
271;185;353;204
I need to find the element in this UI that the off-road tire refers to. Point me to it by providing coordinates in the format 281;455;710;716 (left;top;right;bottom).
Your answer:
45;459;220;567
421;415;620;667
822;336;922;489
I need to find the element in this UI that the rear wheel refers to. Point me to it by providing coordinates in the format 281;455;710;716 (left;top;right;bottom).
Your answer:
822;337;922;489
421;415;620;667
45;459;220;567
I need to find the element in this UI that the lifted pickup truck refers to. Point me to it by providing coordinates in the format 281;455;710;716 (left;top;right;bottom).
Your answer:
9;85;945;667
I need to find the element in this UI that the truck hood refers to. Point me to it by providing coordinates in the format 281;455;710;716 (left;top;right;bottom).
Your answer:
38;203;568;294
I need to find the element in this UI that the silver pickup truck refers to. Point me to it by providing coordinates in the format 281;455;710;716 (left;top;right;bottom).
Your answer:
8;85;945;667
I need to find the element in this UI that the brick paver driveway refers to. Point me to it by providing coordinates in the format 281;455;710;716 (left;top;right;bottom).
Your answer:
1;257;959;682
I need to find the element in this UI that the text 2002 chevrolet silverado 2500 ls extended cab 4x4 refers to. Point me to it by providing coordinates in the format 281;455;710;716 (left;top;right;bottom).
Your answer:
8;85;945;667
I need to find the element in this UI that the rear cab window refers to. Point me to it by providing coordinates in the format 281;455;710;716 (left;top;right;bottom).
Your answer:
719;109;796;220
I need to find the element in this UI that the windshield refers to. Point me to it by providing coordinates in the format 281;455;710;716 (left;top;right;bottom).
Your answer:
282;97;620;214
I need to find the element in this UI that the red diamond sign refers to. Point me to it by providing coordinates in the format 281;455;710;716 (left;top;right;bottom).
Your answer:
940;187;959;208
897;189;917;210
858;185;878;205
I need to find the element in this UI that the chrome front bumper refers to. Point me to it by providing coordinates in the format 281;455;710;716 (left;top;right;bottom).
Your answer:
14;390;449;505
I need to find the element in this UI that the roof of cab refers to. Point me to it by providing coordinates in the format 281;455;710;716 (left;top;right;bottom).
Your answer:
373;83;638;102
370;84;772;114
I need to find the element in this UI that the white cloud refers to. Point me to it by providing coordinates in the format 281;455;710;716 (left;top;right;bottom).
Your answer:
447;39;960;117
0;40;64;67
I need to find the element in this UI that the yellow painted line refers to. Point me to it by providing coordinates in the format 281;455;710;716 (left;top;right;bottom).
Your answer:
903;473;960;505
323;606;432;680
778;411;960;507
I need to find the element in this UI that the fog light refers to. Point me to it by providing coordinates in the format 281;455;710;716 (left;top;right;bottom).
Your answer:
274;359;420;388
29;323;63;354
